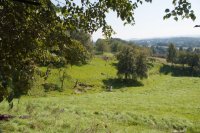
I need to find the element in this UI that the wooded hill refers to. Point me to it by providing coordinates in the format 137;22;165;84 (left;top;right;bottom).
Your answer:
131;37;200;47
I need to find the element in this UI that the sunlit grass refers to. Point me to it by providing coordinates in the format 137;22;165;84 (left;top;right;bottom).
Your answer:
0;57;200;133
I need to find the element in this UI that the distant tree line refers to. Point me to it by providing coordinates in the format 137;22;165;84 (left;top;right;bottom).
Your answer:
167;44;200;76
95;38;138;54
151;46;168;58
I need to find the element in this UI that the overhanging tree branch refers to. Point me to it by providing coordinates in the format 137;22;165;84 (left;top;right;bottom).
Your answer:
13;0;40;5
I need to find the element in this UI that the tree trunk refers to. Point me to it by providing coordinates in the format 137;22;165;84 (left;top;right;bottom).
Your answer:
60;71;65;91
125;73;128;80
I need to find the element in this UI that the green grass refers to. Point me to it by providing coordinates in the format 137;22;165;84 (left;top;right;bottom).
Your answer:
0;56;200;133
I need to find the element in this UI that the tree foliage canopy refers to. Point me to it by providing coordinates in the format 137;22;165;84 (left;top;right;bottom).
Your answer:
167;44;177;64
0;0;59;103
116;46;148;80
95;39;109;53
168;45;200;76
54;0;196;37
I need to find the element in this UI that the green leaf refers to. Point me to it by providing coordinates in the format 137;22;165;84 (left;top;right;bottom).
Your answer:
165;9;170;13
174;16;178;21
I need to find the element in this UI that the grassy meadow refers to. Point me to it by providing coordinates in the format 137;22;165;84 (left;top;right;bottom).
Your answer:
0;55;200;133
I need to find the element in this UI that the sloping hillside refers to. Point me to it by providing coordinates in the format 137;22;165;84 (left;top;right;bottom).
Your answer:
0;57;200;133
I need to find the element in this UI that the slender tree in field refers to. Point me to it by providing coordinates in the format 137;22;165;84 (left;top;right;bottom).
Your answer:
167;44;177;65
136;54;148;79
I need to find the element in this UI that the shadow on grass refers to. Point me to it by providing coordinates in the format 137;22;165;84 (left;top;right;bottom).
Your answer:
112;62;118;67
159;64;197;77
102;78;143;89
42;83;63;92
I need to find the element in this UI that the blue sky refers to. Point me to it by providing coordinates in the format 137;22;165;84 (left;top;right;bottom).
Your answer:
92;0;200;41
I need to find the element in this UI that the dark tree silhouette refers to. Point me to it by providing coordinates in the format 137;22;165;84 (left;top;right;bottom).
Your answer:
194;25;200;28
13;0;41;5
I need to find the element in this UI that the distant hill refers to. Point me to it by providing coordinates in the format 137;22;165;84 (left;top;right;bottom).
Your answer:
130;37;200;47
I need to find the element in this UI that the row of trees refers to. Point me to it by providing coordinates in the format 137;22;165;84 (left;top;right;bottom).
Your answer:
167;44;200;76
95;38;135;54
151;45;200;58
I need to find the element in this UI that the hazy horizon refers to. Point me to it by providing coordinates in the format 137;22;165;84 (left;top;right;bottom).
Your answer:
94;35;200;41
